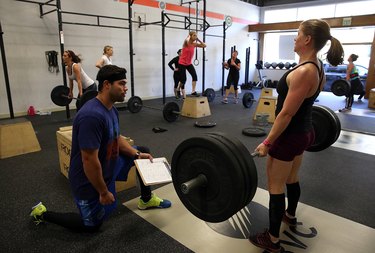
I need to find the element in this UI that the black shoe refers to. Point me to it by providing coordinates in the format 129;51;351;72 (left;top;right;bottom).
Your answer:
152;127;167;133
249;230;282;253
191;92;199;97
282;213;297;227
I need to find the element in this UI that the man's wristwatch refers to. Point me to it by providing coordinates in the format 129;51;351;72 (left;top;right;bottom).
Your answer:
134;151;141;160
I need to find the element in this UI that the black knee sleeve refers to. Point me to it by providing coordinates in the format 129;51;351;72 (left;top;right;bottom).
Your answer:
286;182;300;217
269;193;285;238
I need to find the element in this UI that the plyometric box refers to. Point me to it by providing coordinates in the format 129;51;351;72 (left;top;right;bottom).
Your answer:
260;88;273;98
181;96;211;118
0;118;41;159
56;126;136;192
253;96;277;123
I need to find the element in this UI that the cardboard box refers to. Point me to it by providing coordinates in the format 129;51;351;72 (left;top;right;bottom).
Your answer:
56;126;136;192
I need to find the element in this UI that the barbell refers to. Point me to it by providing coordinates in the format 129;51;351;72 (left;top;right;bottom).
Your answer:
50;85;98;110
127;96;181;122
331;79;364;97
242;92;256;108
202;88;216;102
171;105;340;222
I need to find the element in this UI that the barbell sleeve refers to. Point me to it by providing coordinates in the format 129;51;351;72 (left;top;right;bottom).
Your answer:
181;174;208;194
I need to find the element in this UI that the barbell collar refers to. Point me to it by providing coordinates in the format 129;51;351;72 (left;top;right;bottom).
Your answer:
181;174;208;194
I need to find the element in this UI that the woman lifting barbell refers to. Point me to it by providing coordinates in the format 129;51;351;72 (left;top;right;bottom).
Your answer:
339;53;365;112
63;50;97;110
248;19;344;253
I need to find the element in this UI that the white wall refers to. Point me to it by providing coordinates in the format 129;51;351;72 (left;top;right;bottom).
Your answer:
0;0;259;117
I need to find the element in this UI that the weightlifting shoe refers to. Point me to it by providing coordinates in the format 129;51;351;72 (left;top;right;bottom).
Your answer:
282;213;297;227
138;194;171;210
249;229;282;253
30;202;47;225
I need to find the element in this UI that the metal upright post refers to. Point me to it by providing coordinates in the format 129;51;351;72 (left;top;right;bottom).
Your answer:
128;0;135;97
0;21;14;119
161;11;166;104
56;0;70;119
202;0;206;92
221;21;226;96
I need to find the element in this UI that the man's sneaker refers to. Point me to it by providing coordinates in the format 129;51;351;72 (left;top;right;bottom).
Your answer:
221;99;228;104
191;91;199;97
30;202;47;225
138;194;172;210
249;229;282;253
282;213;297;227
234;98;238;104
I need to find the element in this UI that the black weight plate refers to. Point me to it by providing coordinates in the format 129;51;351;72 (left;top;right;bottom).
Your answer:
242;127;267;137
206;133;258;210
306;105;340;152
194;121;216;128
242;92;255;108
171;135;245;223
77;90;98;110
331;79;350;97
51;85;72;106
163;102;180;122
127;96;143;113
203;88;215;102
216;133;258;207
318;105;341;143
204;133;248;214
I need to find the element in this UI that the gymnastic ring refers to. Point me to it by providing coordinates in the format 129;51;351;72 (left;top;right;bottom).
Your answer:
193;59;200;66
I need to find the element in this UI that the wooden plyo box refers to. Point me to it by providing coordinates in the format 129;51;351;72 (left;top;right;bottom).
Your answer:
56;126;136;192
260;88;273;98
0;118;41;159
253;96;277;123
181;96;211;118
368;88;375;109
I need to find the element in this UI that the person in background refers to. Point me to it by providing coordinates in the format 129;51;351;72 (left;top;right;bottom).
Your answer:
222;50;241;104
248;19;343;253
168;49;182;99
96;45;113;69
177;31;206;99
63;50;97;109
339;53;365;112
29;65;171;233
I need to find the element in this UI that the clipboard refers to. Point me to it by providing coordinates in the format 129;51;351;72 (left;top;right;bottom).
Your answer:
134;157;172;186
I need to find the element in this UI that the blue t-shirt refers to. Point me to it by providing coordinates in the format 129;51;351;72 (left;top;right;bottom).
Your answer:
69;98;120;200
